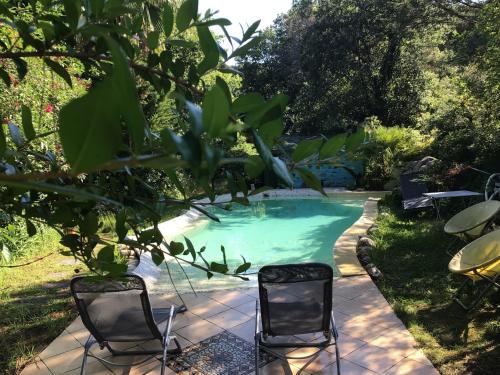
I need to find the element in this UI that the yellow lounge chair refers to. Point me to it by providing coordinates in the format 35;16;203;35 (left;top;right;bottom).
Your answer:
444;200;500;242
448;229;500;311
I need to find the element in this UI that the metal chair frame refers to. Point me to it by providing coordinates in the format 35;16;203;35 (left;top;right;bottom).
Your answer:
254;263;341;374
71;275;181;375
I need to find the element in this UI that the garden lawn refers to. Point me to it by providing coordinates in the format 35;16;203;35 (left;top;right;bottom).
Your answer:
371;203;499;375
0;231;80;375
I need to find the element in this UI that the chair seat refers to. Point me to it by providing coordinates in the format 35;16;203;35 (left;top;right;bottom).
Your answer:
267;301;324;336
444;201;500;237
449;230;500;280
403;197;433;210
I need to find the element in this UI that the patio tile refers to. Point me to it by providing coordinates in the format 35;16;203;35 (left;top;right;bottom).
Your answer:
69;327;90;346
20;361;52;375
332;311;351;329
206;308;252;329
228;319;256;342
65;317;85;334
243;288;259;299
287;347;338;373
38;330;82;360
260;359;311;375
171;310;204;330
208;290;256;307
234;300;258;316
175;319;223;343
187;298;231;318
316;359;377;374
343;343;406;374
325;333;367;358
124;360;176;375
407;349;434;367
64;360;114;375
139;335;193;352
368;327;418;357
384;358;439;375
43;346;96;374
339;317;400;341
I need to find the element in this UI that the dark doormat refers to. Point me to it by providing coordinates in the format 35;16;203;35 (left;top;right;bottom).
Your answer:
167;331;277;375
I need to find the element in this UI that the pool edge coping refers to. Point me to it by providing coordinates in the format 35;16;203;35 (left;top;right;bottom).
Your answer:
145;189;389;281
334;197;382;277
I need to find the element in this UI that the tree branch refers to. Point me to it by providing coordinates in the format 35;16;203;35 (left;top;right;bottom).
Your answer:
0;50;204;96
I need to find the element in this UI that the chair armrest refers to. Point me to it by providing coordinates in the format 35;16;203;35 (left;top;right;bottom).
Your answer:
162;305;176;343
255;299;261;337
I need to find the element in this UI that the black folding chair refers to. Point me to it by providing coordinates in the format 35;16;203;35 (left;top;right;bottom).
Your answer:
70;274;181;375
255;263;341;374
400;172;433;210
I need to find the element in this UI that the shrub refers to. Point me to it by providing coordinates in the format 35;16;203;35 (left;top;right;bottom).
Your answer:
362;119;433;189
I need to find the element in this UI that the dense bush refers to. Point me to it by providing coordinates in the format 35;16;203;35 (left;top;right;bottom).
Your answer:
362;119;433;189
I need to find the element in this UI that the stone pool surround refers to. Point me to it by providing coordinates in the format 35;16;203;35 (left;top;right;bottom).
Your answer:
22;189;440;374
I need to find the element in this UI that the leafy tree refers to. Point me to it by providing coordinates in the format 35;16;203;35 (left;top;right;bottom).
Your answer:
0;0;362;278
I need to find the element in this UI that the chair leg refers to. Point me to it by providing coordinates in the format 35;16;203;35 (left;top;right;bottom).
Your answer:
453;274;499;312
80;336;95;375
255;334;260;375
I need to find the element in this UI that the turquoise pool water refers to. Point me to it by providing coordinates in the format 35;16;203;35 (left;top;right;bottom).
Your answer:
151;198;363;292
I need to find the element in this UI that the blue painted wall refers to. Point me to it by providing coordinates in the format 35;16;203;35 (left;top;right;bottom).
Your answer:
292;159;363;188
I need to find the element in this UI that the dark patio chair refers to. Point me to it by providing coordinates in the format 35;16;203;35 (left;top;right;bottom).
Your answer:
400;172;433;210
70;274;181;375
255;263;341;374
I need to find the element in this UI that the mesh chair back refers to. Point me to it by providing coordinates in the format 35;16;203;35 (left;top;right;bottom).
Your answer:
400;172;428;200
70;275;161;342
258;263;333;337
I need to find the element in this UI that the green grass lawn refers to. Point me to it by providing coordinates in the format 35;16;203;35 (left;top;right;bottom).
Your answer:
0;230;80;375
371;199;499;375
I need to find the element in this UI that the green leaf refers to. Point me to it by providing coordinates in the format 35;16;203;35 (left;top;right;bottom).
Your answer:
162;2;174;38
26;219;37;237
295;167;327;196
257;120;283;147
196;18;231;27
21;105;35;140
202;85;229;137
151;248;164;265
232;93;265;113
97;245;115;262
39;20;56;41
215;77;232;103
292;139;323;162
248;185;271;196
63;0;81;30
242;20;260;41
184;236;196;262
13;58;27;80
345;128;366;151
0;67;11;87
176;0;198;32
251;129;293;186
146;31;160;49
235;261;251;274
319;133;347;159
169;241;185;256
197;26;219;74
271;157;293;187
245;155;265;178
79;212;99;236
8;123;24;147
115;210;128;241
59;36;145;172
210;262;228;274
230;36;262;59
59;78;121;172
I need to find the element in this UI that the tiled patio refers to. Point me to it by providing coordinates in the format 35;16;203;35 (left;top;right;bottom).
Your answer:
21;275;438;375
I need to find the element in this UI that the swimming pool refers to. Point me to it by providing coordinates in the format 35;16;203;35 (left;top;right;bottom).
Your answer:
148;197;364;292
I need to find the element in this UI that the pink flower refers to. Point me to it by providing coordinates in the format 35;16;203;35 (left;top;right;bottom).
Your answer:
45;104;53;113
